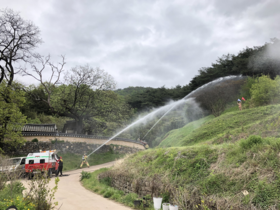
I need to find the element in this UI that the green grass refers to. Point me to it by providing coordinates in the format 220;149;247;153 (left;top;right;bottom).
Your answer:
78;104;280;208
58;151;125;171
81;168;154;209
106;135;280;209
159;115;214;147
159;104;280;147
0;181;36;210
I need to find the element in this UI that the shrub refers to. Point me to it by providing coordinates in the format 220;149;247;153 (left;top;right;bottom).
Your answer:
24;174;60;210
31;138;38;142
250;75;280;106
0;196;36;210
103;188;115;198
80;171;91;181
160;191;170;203
121;193;138;207
100;177;111;186
111;193;122;201
0;182;36;210
240;135;263;150
6;181;25;195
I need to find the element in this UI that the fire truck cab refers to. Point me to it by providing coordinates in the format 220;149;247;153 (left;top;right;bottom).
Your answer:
25;150;59;178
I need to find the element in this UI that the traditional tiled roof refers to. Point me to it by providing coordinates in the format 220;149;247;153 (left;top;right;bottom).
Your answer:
22;124;57;132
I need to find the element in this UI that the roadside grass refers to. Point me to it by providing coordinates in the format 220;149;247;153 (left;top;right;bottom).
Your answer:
57;151;125;171
0;181;36;210
159;104;280;147
102;135;280;209
81;168;154;209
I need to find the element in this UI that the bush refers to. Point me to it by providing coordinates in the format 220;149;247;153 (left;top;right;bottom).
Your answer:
250;75;280;106
31;138;38;142
6;181;25;195
160;191;170;203
100;177;111;186
0;182;36;210
24;174;60;210
103;188;115;198
80;171;91;181
0;181;24;200
240;135;263;150
121;193;138;207
0;196;36;210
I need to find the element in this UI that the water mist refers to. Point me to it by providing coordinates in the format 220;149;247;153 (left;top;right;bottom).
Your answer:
87;75;244;157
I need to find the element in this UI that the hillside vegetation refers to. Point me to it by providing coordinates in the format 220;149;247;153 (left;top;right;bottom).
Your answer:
85;104;280;209
158;115;214;147
159;104;280;147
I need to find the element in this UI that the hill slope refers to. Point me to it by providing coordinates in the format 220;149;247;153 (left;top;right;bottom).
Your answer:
88;104;280;209
159;104;280;147
159;115;214;147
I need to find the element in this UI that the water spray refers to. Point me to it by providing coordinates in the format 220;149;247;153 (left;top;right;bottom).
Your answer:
86;99;185;157
142;75;245;139
183;75;243;99
142;99;187;139
86;75;245;157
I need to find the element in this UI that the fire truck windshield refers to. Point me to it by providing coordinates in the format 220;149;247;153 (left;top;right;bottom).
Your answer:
4;158;21;165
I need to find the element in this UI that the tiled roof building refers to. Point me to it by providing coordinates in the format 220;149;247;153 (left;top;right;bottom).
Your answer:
21;124;57;133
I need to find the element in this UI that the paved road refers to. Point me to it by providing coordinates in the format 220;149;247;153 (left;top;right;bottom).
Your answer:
23;162;132;210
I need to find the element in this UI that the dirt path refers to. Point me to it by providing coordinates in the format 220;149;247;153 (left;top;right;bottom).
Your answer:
23;162;132;210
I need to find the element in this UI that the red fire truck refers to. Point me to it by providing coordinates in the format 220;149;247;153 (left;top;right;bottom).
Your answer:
25;150;59;178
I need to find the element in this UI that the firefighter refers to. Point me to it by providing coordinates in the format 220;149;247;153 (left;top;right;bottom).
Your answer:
80;153;90;168
140;140;149;149
237;99;242;111
57;156;63;177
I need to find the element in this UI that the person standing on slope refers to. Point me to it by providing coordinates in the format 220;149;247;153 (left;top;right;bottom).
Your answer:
80;153;90;168
237;99;242;111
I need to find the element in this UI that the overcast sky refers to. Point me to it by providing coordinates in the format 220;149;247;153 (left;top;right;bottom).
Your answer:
1;0;280;89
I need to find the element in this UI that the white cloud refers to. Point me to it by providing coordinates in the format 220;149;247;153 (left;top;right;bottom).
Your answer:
1;0;279;88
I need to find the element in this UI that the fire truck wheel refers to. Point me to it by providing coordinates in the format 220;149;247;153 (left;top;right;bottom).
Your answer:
48;169;52;178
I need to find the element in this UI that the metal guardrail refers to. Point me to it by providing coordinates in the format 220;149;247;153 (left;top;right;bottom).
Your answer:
22;132;145;146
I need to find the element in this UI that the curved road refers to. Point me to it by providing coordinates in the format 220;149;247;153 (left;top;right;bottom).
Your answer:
23;162;132;210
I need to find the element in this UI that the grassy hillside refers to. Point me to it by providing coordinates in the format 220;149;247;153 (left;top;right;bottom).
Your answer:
159;115;214;147
106;135;280;209
159;104;280;147
84;104;280;209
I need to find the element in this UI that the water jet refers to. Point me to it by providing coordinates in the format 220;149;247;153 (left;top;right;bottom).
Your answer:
87;75;245;157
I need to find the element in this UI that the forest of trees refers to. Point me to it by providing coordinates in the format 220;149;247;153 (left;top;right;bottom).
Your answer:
1;8;280;150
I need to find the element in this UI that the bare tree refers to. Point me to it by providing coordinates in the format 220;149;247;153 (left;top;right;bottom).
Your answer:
0;8;42;86
21;54;66;112
64;65;116;90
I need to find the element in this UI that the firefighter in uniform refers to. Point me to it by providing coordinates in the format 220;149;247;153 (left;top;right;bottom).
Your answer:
80;153;90;168
57;156;63;176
